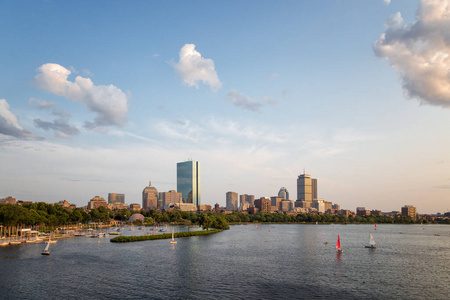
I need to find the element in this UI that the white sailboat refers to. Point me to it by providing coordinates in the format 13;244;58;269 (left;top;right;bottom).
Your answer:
365;233;377;249
170;227;177;244
41;240;50;255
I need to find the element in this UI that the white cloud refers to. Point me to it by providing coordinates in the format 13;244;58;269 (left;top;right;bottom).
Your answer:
263;94;277;105
226;90;262;111
374;0;450;107
34;118;79;137
29;98;56;109
173;44;222;91
33;63;129;128
384;0;391;5
0;99;34;138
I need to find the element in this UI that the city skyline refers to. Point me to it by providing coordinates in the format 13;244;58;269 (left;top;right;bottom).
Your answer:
1;0;450;214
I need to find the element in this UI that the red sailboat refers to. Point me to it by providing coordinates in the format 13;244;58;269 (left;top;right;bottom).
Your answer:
374;224;377;230
336;234;343;254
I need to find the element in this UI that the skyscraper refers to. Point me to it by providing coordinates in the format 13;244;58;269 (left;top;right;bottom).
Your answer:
177;160;201;205
142;181;158;210
297;174;312;201
311;179;317;200
226;191;238;211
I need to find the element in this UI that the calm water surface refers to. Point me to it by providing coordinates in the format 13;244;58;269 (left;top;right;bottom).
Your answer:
0;224;449;299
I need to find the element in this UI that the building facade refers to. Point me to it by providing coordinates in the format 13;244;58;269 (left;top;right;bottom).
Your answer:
254;197;271;214
88;196;108;210
108;193;125;204
226;192;238;211
159;190;182;209
401;205;417;220
142;181;158;210
278;187;289;200
240;194;255;207
177;160;201;205
297;174;314;202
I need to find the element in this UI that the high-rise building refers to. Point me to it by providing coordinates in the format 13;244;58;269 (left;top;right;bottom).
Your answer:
159;190;182;209
177;160;201;205
226;192;238;211
311;179;317;200
401;205;417;220
240;194;254;206
142;181;158;210
278;187;289;200
297;174;313;201
108;193;125;204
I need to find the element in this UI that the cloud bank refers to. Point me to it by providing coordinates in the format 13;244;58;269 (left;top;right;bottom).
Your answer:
173;44;222;91
0;99;34;138
33;63;129;128
226;90;262;111
374;0;450;107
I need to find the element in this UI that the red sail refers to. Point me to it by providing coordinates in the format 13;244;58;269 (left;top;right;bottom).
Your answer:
336;234;341;250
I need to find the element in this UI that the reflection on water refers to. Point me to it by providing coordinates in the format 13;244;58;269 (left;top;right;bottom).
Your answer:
0;224;449;299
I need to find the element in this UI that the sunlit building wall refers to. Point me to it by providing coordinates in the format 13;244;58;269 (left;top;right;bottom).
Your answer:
226;191;238;211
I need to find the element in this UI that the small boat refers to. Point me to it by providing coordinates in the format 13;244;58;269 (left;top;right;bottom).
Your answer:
374;224;377;230
336;234;343;254
170;228;177;244
9;240;21;245
365;233;377;249
109;232;121;235
129;228;134;231
41;240;50;255
0;241;9;246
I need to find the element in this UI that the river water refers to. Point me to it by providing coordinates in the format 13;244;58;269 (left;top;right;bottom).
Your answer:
0;224;449;299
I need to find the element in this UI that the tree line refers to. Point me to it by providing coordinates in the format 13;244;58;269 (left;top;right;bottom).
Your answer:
1;203;447;227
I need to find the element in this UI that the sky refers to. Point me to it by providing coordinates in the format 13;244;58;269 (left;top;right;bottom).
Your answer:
1;0;449;214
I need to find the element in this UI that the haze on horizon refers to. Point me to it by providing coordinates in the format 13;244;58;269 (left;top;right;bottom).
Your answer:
1;0;449;214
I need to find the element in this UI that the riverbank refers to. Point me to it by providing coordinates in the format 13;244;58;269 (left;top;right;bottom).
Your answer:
110;229;223;243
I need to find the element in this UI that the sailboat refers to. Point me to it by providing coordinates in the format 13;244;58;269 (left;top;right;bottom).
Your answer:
170;227;177;244
365;233;377;249
374;224;377;230
41;240;50;255
336;234;343;254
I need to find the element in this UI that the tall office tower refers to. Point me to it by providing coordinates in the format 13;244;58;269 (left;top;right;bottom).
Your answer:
297;174;313;201
311;179;317;200
142;181;158;210
108;193;125;204
226;192;238;211
278;187;289;200
177;160;201;205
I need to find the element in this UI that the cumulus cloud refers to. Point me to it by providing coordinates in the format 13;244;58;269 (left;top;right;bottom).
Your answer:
0;99;34;138
384;0;391;4
374;0;450;107
173;44;222;91
226;90;262;112
33;63;129;128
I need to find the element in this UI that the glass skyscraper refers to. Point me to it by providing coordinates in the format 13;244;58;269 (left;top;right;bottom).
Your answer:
177;160;201;205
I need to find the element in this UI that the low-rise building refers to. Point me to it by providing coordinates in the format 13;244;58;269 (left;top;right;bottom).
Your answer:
88;196;108;210
129;203;141;211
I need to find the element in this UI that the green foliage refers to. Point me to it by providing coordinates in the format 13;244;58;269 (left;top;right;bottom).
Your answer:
110;229;222;243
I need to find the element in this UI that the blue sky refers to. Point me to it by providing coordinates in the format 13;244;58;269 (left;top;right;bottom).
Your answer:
1;0;449;214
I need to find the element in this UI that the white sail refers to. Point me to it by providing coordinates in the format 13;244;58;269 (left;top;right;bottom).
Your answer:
44;241;50;251
369;233;376;246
